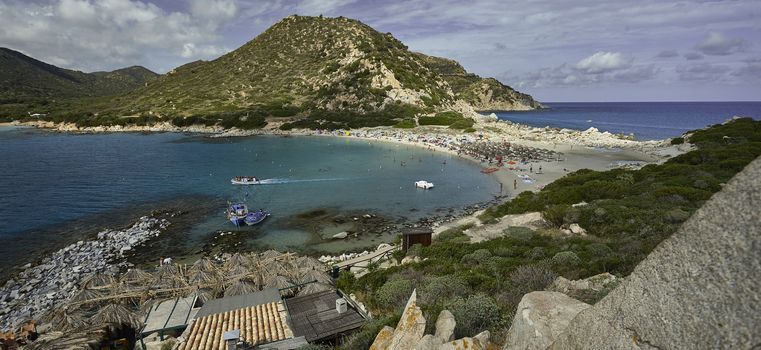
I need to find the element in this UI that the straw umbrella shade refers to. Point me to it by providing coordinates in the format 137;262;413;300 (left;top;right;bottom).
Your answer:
27;329;104;350
120;268;154;285
260;249;282;261
297;282;333;296
299;269;332;285
44;308;86;332
188;269;219;286
190;257;218;273
225;253;249;269
89;303;142;330
297;256;324;270
224;279;257;297
191;288;218;303
81;273;116;289
70;288;104;305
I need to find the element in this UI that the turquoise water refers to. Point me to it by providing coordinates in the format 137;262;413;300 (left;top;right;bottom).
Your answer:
0;128;498;268
497;102;761;140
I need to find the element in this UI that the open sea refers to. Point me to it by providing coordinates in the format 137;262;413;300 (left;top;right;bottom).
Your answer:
497;102;761;140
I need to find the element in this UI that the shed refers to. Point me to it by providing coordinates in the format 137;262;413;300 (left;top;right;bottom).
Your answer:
284;289;366;342
402;228;433;252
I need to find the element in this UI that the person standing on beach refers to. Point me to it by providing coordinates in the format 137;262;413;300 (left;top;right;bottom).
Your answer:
514;179;517;190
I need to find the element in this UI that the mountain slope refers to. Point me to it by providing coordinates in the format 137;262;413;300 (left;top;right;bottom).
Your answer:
0;48;157;103
118;15;540;118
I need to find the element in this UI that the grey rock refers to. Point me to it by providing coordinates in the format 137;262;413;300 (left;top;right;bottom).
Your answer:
504;291;590;350
473;330;490;347
414;334;443;350
386;289;426;350
549;156;761;349
434;309;456;342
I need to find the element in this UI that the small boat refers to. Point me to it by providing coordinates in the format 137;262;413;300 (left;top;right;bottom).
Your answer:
481;167;499;174
227;203;249;226
415;180;434;189
231;176;260;185
245;210;270;226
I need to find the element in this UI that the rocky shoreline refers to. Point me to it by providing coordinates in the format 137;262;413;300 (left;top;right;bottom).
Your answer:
0;216;169;330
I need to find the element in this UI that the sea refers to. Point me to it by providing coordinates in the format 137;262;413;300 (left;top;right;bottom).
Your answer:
1;101;760;273
0;129;498;273
496;102;761;140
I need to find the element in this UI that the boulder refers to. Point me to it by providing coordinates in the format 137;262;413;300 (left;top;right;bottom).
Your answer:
547;273;617;303
414;334;443;350
385;289;426;349
369;326;395;350
568;223;587;236
441;337;483;350
473;330;490;347
549;157;761;349
434;309;456;342
504;291;591;350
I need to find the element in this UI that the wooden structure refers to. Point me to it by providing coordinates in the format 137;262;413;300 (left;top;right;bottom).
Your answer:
284;289;365;342
402;228;433;252
332;244;398;270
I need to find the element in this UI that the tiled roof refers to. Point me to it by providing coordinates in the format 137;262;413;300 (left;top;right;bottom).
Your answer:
177;301;293;350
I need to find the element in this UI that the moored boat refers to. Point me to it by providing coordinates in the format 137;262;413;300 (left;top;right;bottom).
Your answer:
227;203;249;226
244;209;270;225
231;176;260;185
481;167;499;174
415;180;434;189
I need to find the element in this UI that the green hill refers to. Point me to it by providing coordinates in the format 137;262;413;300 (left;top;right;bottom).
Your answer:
0;48;157;105
2;15;540;129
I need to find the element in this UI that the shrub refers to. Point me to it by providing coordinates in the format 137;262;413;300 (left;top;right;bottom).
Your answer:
671;137;685;145
446;293;501;339
461;249;492;264
552;251;581;266
336;271;356;292
505;226;534;242
375;279;415;311
419;275;471;306
509;264;557;294
542;204;571;228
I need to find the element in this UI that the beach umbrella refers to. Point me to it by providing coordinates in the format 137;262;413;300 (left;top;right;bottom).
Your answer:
297;282;333;296
81;273;116;289
260;249;282;261
264;275;294;290
188;269;219;285
297;256;324;270
225;253;249;269
299;269;332;284
120;268;154;285
224;279;257;297
27;329;104;350
89;303;142;330
70;288;104;305
190;257;219;273
44;308;86;332
225;263;251;278
507;160;516;165
191;288;219;303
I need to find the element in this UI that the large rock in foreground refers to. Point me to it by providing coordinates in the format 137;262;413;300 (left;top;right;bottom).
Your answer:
504;291;591;350
549;156;761;349
370;289;426;350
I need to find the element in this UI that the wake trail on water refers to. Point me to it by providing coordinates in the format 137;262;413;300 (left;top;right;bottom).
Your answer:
255;177;347;185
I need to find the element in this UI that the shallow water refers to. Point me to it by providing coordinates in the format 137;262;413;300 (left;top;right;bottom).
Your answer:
0;128;498;269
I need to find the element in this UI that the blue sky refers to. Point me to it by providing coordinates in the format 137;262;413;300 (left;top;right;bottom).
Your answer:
1;0;760;102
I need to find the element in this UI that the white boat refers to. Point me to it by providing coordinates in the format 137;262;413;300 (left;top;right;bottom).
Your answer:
231;176;260;185
415;180;434;189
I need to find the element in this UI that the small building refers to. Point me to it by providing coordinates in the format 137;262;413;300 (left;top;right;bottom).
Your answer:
139;295;200;349
285;289;366;343
402;228;433;252
175;288;308;350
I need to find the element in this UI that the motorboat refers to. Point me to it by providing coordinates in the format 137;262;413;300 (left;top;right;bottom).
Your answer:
415;180;434;189
245;210;270;225
231;176;260;185
227;203;249;226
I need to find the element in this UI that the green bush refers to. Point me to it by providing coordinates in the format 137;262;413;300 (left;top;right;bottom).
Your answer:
671;137;685;145
375;279;415;311
446;293;501;339
552;251;581;266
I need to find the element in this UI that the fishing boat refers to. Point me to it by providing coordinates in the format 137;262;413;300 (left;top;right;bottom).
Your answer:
231;176;260;185
244;209;270;226
415;180;434;189
481;167;499;174
227;203;249;226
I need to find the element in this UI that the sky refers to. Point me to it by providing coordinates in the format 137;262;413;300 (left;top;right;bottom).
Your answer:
1;0;760;102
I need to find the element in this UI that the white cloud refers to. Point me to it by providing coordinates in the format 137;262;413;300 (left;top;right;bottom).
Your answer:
695;32;744;56
189;0;238;23
676;63;731;81
0;0;232;72
575;52;634;74
295;0;356;15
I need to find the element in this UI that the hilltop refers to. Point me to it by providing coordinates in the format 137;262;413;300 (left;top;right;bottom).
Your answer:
0;48;157;104
0;15;541;130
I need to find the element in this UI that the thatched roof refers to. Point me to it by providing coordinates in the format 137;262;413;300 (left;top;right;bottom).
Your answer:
70;288;104;305
191;288;219;303
297;256;324;270
225;253;249;269
299;269;332;285
188;269;219;285
190;257;218;272
120;268;154;284
89;303;142;330
27;329;104;350
297;282;333;296
45;308;86;332
260;249;282;260
264;275;295;291
224;263;250;277
81;273;115;288
224;279;258;297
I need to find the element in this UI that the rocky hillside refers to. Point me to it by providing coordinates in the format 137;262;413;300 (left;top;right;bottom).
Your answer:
0;48;157;103
117;15;539;118
417;54;543;111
